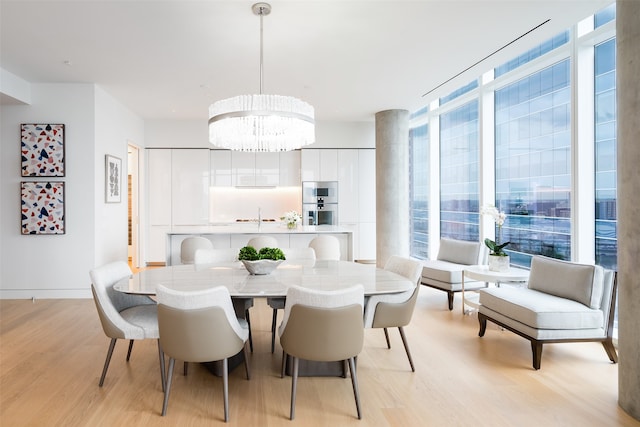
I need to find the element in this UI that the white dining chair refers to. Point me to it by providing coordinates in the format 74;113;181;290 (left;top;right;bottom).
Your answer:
180;236;214;264
308;235;341;260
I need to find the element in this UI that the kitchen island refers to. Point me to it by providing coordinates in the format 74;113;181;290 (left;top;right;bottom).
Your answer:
164;223;355;265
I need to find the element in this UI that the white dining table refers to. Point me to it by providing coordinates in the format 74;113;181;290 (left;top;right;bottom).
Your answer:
114;259;414;298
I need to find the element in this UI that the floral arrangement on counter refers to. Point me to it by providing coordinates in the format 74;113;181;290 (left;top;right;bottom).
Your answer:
481;204;510;256
281;210;302;229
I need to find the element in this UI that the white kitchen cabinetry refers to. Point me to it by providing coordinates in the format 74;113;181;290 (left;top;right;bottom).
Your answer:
146;149;209;264
147;150;172;264
338;149;359;223
301;149;338;182
148;149;172;226
232;152;279;186
357;149;376;260
279;150;301;186
210;150;232;187
171;149;210;225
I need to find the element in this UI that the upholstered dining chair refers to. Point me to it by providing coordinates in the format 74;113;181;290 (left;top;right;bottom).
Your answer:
180;236;214;264
308;235;341;260
246;235;278;251
193;248;238;265
89;261;164;390
156;285;251;421
267;247;317;353
363;255;423;372
278;285;365;420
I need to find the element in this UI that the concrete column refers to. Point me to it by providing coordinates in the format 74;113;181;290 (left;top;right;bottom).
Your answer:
617;0;640;420
375;110;410;267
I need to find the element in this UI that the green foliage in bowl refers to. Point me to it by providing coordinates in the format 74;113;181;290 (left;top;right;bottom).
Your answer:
238;246;286;261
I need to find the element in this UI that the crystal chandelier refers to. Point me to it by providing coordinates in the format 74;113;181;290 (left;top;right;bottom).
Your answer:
208;3;315;152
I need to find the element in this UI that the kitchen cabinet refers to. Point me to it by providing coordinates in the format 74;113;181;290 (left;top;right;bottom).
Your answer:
148;149;171;226
146;148;209;264
232;152;279;186
210;150;232;187
358;149;376;223
171;149;210;225
301;149;338;182
338;149;359;223
279;150;301;186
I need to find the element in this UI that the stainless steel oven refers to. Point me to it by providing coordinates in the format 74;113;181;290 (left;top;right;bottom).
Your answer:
303;202;338;226
302;181;338;205
302;181;338;225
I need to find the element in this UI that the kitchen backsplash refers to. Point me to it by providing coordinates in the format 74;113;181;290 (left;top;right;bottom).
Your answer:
209;187;302;223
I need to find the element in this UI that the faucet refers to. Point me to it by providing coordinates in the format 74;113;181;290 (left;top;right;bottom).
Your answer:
258;207;261;230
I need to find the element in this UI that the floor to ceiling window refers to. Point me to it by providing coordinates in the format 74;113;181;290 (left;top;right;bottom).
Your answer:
410;110;430;259
494;60;572;267
439;100;480;242
594;37;617;271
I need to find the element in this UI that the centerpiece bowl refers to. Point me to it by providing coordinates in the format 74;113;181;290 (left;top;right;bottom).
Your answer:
241;259;283;275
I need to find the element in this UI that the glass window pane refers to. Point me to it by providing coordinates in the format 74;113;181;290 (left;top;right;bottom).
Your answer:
595;38;618;271
494;60;572;268
410;124;429;259
440;101;480;242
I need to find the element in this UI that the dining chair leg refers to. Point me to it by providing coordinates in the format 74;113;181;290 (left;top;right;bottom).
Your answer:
245;309;253;353
222;358;229;422
183;362;188;376
281;351;287;378
99;338;117;387
126;339;134;361
157;340;166;393
161;358;175;416
290;356;299;420
383;328;391;349
348;357;362;419
243;342;251;380
398;327;415;372
270;308;278;353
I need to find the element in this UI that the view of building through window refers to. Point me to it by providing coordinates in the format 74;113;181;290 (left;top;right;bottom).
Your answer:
439;101;480;243
495;60;572;267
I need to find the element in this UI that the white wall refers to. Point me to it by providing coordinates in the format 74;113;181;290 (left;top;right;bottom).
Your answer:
145;119;375;149
94;87;145;267
0;83;143;298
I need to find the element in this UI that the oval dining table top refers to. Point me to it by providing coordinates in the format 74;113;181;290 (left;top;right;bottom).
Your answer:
114;260;414;298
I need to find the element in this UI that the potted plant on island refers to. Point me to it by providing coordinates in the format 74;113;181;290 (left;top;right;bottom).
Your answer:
238;246;286;275
481;205;511;272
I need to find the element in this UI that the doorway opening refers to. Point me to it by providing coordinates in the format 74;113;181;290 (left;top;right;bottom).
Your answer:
128;144;140;269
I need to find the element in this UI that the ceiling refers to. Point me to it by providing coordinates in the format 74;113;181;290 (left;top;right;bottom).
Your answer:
0;0;611;123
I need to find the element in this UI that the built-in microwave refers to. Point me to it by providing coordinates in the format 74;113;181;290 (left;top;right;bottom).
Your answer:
302;181;338;205
303;202;338;226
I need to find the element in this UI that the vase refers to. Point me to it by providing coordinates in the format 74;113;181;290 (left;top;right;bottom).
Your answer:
287;222;297;229
488;254;510;272
241;259;283;275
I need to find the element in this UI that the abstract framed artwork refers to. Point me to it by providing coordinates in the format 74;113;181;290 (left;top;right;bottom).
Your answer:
21;124;65;177
20;181;65;235
105;154;122;203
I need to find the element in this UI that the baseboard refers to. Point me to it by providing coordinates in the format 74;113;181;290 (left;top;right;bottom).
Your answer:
0;289;92;299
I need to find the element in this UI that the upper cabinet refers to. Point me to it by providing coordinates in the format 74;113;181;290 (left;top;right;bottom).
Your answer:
301;149;338;181
210;150;232;187
232;152;279;186
279;150;301;186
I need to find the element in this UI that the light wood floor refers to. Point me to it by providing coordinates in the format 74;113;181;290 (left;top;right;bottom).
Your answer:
1;287;638;427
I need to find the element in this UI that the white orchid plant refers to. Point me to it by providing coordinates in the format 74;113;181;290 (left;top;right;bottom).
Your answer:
281;210;302;226
481;204;510;256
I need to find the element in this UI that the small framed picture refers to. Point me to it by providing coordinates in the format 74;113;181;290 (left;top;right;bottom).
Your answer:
21;123;65;177
105;155;122;203
21;181;65;234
